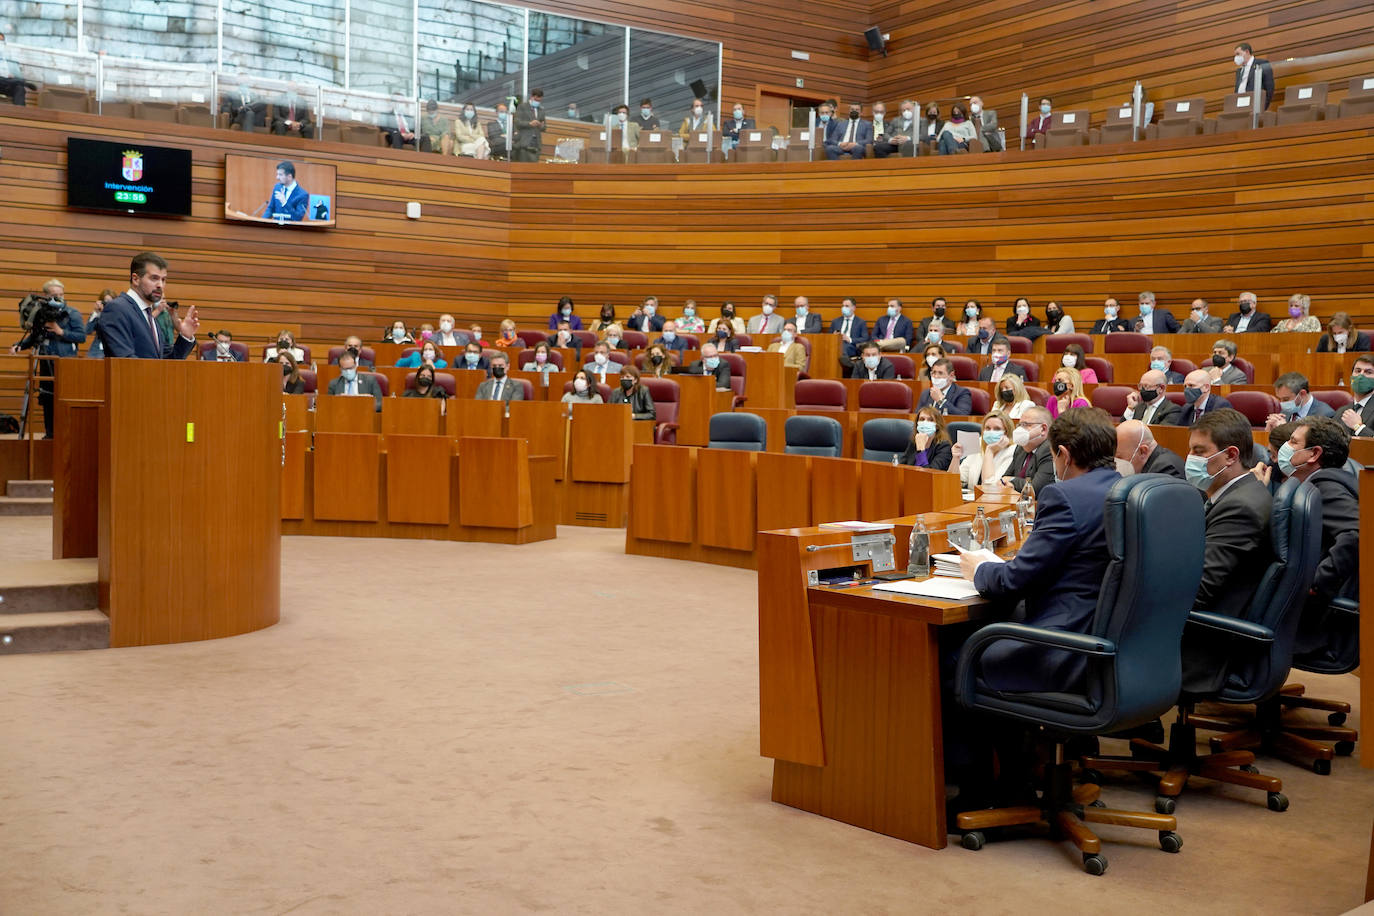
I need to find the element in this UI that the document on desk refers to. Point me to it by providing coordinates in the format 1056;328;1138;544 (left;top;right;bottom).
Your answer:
873;577;982;600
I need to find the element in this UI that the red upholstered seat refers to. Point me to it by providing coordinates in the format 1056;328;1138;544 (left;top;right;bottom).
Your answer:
1089;385;1134;417
858;381;913;412
967;388;991;414
572;330;597;348
947;355;977;380
607;351;631;368
297;369;318;394
515;330;547;348
1011;358;1039;382
1044;333;1093;354
1007;337;1032;353
1103;333;1152;353
888;355;918;379
720;353;746;383
404;371;457;396
1165;391;1187;408
642;378;681;444
513;378;534;401
795;379;847;411
621;331;648;349
1171;358;1196;377
734;334;753;347
369;372;390;397
1084;357;1114;383
1025;386;1050;406
1311;390;1353;413
677;334;701;350
1231;358;1257;384
1227;390;1280;427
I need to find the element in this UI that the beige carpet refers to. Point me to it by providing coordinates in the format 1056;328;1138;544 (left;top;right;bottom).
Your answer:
0;516;1369;914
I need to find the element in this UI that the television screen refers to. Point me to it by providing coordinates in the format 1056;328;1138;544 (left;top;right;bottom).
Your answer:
224;154;336;227
66;137;193;217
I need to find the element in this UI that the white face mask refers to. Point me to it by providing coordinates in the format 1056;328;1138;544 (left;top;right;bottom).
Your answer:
970;103;981;115
439;321;452;332
931;376;949;390
1334;332;1349;345
574;378;588;393
617;112;628;123
1012;426;1031;449
1234;53;1246;66
693;106;703;115
1061;354;1076;368
762;304;774;315
1016;306;1029;316
594;353;608;365
925;354;938;367
216;341;231;354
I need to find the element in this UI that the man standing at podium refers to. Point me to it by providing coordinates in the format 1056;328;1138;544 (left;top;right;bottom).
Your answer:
97;252;199;360
264;161;309;222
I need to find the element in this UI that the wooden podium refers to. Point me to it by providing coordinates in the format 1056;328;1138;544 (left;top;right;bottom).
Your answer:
55;360;282;647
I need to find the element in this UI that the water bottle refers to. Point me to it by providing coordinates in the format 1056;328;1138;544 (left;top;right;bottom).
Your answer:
1017;491;1034;540
973;506;991;551
891;453;900;466
908;518;930;577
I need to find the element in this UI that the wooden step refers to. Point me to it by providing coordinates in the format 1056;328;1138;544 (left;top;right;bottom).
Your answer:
0;610;109;654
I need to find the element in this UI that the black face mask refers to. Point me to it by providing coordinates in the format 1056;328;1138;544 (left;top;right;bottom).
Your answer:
1053;381;1069;396
281;364;292;376
932;306;945;318
1212;354;1227;368
601;311;613;321
650;354;664;365
1139;387;1159;402
1239;301;1253;314
491;366;506;379
346;346;359;357
849;109;861;120
723;310;735;319
417;377;432;388
620;378;635;391
999;388;1015;403
1047;310;1062;323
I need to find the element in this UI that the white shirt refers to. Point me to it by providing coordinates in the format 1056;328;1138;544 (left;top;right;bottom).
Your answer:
1235;313;1252;332
1209;471;1248;506
126;288;194;346
842;119;856;143
1238;58;1255;93
1139;313;1155;334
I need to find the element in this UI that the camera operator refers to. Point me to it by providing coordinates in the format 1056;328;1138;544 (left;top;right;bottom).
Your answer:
9;279;87;438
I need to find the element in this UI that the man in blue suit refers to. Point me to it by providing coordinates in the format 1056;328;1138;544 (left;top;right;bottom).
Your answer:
96;252;199;360
917;358;973;415
873;297;914;351
827;297;868;375
825;104;873;160
264;160;309;221
960;407;1122;693
654;320;690;353
1173;369;1233;426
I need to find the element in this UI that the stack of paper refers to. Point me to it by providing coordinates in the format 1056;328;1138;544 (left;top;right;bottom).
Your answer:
873;578;982;600
931;553;963;577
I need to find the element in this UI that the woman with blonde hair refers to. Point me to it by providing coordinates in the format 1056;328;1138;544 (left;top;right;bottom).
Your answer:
1048;366;1089;418
1273;293;1321;333
492;318;520;348
993;373;1036;420
642;343;673;378
949;410;1015;490
600;322;626;349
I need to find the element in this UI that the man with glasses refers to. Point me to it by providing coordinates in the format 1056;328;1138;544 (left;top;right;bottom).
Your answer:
1121;368;1180;425
1000;406;1054;497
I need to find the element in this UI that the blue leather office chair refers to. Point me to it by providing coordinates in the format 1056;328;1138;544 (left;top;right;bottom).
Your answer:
860;418;913;462
783;415;843;457
953;476;1205;875
707;412;766;451
946;420;982;442
1081;478;1322;813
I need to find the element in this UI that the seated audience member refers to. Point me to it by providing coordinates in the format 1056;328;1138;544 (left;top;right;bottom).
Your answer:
711;321;739;353
1206;339;1248;385
591;304;618;333
384;97;422;150
601;323;626;349
279;352;306;394
457;342;490;373
1133;290;1180;334
959;407;1122;695
1175;369;1233;425
1090;297;1131;334
917;358;973;415
493;319;520;348
966;316;998;355
452;104;491;158
918;342;947;380
635;98;659;131
417;322;436;342
937;102;978;155
422;101;452;155
1253;420;1298;492
610;104;642;151
825;103;871;160
433;315;468;348
1316;313;1370;353
1182;408;1275;693
921;102;942;146
584;342;621;379
547;319;583;361
549;296;583;330
467;324;487;348
687;342;731;388
630;296;665;334
902;407;954;469
1340;355;1374;438
720;103;755;157
486;103;512;160
1273;293;1321;333
1005;298;1039;336
1001;406;1055;496
792;296;822;334
868;102;894;157
1115;419;1184;479
677;300;706;334
876;99;917;158
916;298;957;340
384;320;414;345
950;411;1015;490
1223;291;1270;333
405;365;448;399
708;302;746;336
747;295;784;335
521;341;558;374
1266;371;1335;429
1047;367;1089;418
979;336;1025;382
968;95;1002;153
768;322;808;371
475;353;523;401
1122;369;1180;424
1181;298;1223;334
1024;97;1054;144
642;343;673;378
956;300;982;336
828;297;867;369
1059;343;1097;383
562;370;604;404
855;341;896;380
1149;345;1186;384
265;330;306;364
224;86;267;132
0;32;37;107
995;374;1036;420
1044;301;1073;334
874;298;914;352
333;335;373;369
209;330;245;362
327;352;382;411
655;320;689;353
609;365;655;419
396;341;446;368
678;98;714;138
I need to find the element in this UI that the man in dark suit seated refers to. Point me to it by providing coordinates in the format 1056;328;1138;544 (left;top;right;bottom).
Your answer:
873;298;914;352
207;330;245;362
916;297;957;341
978;336;1025;383
487;103;513;160
96;252;200;360
457;341;490;374
475;353;524;402
1181;408;1274;692
1133;290;1180;334
828;297;868;374
1340;355;1374;438
854;341;896;380
1266;371;1335;430
791;296;822;334
1149;345;1187;384
326;351;382;411
1174;370;1233;426
1206;339;1249;385
628;296;665;335
1090;297;1131;334
917;358;972;416
1121;369;1181;425
685;342;731;389
337;335;375;369
547;320;583;363
966;317;999;355
224;87;267;132
825;103;873;160
1116;420;1184;479
1222;291;1271;333
270;95;314;138
264;160;309;222
1001;406;1054;496
654;320;690;353
1179;298;1223;334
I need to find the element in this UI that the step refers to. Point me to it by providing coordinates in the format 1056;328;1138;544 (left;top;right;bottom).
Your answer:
6;479;53;498
0;496;53;517
0;559;99;614
0;610;109;655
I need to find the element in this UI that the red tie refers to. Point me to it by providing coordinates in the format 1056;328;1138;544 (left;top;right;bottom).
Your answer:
1020;453;1033;477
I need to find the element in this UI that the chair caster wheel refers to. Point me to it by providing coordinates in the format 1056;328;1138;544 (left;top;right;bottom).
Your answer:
1082;853;1108;875
1089;799;1107;808
1154;795;1176;815
1142;720;1165;744
1313;758;1332;776
1335;741;1355;757
1079;768;1104;786
1158;831;1183;853
1328;712;1347;726
1267;792;1289;812
960;831;985;851
1239;764;1259;774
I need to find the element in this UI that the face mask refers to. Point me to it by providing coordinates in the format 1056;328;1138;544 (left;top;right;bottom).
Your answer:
1139;387;1160;402
663;331;676;343
535;351;548;364
1334;332;1348;345
216;342;231;355
965;306;977;318
1139;303;1153;317
1016;306;1029;316
1239;300;1253;314
863;355;880;370
465;352;479;365
502;328;515;338
927;330;942;343
644;305;656;316
1351;375;1374;395
1053;381;1069;396
281;363;292;376
933;305;946;318
392;329;406;341
530;100;540;109
762;304;774;315
970;103;982;115
916;421;936;437
1150;359;1168;372
693;106;703;115
925;354;938;367
982;429;1003;446
1012;426;1031;449
1052;450;1066;484
640;108;652;118
977;328;990;341
417;376;432;389
901;109;913;120
620;377;635;391
650;353;664;365
819;114;831;123
1105;306;1118;318
733;109;744;119
780;331;793;345
423;350;436;362
716;329;728;339
704;356;719;370
464;109;475;120
346;346;359;357
992;352;1008;365
1234;53;1246;66
1183;386;1203;404
341;367;357;381
684;308;695;318
796;306;807;317
723;309;735;318
873;112;885;121
931;376;949;390
567;109;577;118
595;353;608;365
841;305;853;317
1061;354;1076;368
1185;451;1221;491
887;306;899;317
491;365;506;379
607;336;621;346
1277;396;1297;414
497;112;507;123
574;378;589;393
617;113;628;123
951;112;965;123
926;111;938;121
278;339;292;351
1288;306;1303;318
1211;354;1227;368
561;308;572;317
849;109;861;120
1047;310;1062;323
439;321;453;332
1040;103;1051;114
999;388;1015;404
557;330;570;340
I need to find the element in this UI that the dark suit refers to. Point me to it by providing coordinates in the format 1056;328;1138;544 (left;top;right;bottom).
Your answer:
1007;441;1054;496
264;182;309;221
1140;444;1186;479
1224;310;1272;333
1133;309;1181;334
978;361;1027;382
1234;58;1275;109
1316;331;1371;353
824;117;873;160
16;302;86;437
972;466;1122;692
972;109;1002;152
545;334;582;363
475;376;525;402
631;313;665;334
916;316;957;340
457;355;490;374
1294;468;1360;660
654;335;689;353
686;358;731;388
326;372;383;411
1005;315;1041;336
96;294;194;360
856;358;897;381
1346;395;1374;438
720;116;755;143
270;101;314;138
1173;394;1234;425
900;438;953;470
966;336;995;356
917;382;973;416
827;314;868;355
794;312;823;334
208;346;247;363
1128;397;1181;425
1090;318;1132;334
873;313;914;349
876;115;918;157
512;101;544;162
486;119;512;160
1287;397;1335;421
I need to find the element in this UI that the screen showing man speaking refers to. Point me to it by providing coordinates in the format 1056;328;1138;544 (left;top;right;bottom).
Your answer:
66;137;193;217
224;154;336;227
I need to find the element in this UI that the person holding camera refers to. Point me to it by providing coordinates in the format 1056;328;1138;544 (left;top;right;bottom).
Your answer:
10;279;86;438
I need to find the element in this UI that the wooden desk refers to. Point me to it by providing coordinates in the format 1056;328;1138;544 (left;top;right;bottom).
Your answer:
284;394;313;432
1362;469;1374;771
316;394;379;433
447;398;505;439
738;351;797;410
565;403;635;526
508;400;567;481
381;397;443;436
675;373;735;446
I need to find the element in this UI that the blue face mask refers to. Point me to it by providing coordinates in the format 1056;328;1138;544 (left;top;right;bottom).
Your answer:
1040;103;1051;115
977;328;991;341
1278;398;1298;414
1140;303;1154;317
841;305;853;317
465;352;479;365
341;367;357;381
1150;359;1168;372
796;306;807;317
982;429;1004;446
1276;443;1307;477
916;421;937;437
683;308;694;318
1185;450;1222;490
819;113;831;122
887;306;899;317
703;356;719;370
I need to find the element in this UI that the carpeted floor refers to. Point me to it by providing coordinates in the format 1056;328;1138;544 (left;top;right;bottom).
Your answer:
0;516;1369;914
